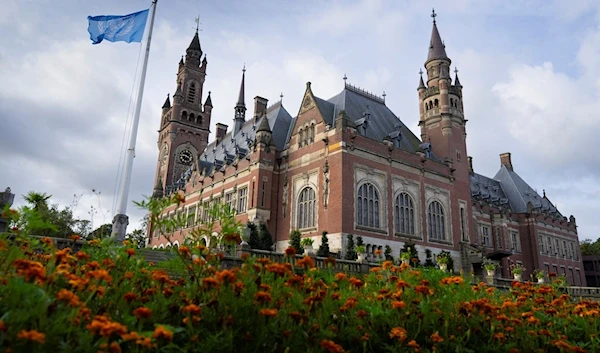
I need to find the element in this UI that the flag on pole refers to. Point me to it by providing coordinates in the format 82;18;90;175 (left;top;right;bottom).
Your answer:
87;9;149;45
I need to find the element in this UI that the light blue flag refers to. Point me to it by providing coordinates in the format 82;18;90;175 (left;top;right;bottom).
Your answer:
87;9;149;45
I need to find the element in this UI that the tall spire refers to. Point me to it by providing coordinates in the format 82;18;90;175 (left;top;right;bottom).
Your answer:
418;69;426;90
162;93;171;109
454;67;462;87
185;29;203;67
426;9;449;64
233;66;247;135
236;65;246;108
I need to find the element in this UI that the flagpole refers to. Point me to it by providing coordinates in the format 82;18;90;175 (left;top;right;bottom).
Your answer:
112;0;158;242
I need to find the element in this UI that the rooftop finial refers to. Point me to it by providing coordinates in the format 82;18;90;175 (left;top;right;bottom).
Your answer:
419;69;423;76
242;63;246;73
454;67;458;75
194;16;201;33
280;92;284;102
543;189;546;198
382;91;386;103
343;74;348;84
431;8;437;24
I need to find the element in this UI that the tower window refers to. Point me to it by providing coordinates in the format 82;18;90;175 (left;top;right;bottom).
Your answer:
189;113;194;122
182;111;187;120
450;98;454;107
429;101;433;110
434;99;439;107
424;102;428;111
187;83;196;104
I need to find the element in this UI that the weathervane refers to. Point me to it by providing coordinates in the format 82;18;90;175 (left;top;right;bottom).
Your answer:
454;67;459;75
343;74;348;84
419;69;423;76
194;16;202;32
431;8;437;24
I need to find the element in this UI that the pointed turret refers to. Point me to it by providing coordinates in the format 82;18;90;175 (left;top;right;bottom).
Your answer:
454;67;462;87
426;9;450;65
162;94;171;109
233;66;247;135
418;71;426;90
257;116;271;133
204;91;213;107
173;82;183;103
185;31;202;67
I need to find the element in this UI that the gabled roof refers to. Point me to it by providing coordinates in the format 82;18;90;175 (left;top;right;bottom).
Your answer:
493;166;562;216
325;84;423;153
470;172;510;207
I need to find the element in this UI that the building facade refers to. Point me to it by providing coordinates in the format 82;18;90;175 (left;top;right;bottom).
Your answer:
148;14;585;285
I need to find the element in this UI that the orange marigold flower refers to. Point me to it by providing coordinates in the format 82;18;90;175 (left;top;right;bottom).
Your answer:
390;327;408;342
256;258;271;265
0;320;6;332
178;246;191;257
296;256;314;269
70;234;81;241
375;249;383;256
174;193;185;205
254;291;272;303
431;331;444;343
348;277;364;288
132;307;152;319
493;332;506;341
17;329;46;344
440;276;464;285
41;237;53;246
182;304;202;315
335;273;347;281
216;269;237;284
396;280;411;289
407;340;421;351
152;326;173;341
123;292;137;303
356;310;369;319
125;248;136;256
86;269;112;283
202;277;219;288
415;285;433;296
259;308;278;317
56;288;82;307
320;339;346;353
392;300;406;310
324;257;336;267
75;251;90;261
284;246;296;257
121;331;141;341
86;315;127;338
370;267;381;273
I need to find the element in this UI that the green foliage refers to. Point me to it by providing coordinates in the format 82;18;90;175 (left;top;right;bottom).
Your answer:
317;231;330;257
384;245;393;262
344;234;357;261
289;230;302;254
580;238;600;256
437;250;454;272
258;223;274;251
424;249;435;267
356;235;364;247
400;241;420;266
88;223;112;240
247;222;260;249
300;237;314;247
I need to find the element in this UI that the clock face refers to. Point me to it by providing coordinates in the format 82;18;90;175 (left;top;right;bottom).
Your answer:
178;149;193;165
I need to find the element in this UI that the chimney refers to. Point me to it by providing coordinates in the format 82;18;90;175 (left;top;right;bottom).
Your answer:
215;123;228;144
467;156;474;175
254;96;268;118
499;152;513;171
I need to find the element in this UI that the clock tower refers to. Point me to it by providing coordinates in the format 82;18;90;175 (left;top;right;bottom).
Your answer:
153;29;213;197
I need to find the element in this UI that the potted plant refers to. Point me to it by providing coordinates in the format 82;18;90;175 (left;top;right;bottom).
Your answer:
534;270;546;284
483;261;497;277
511;263;525;281
301;237;315;256
437;253;450;272
355;245;366;263
400;247;412;265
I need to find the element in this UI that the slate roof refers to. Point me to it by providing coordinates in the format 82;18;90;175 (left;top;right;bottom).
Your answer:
325;84;427;155
470;165;563;217
427;22;449;64
196;102;292;175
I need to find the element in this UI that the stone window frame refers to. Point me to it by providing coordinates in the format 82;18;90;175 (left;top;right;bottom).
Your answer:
296;186;317;230
356;182;382;229
458;200;469;242
394;191;416;237
424;185;452;245
392;176;421;240
354;165;388;235
237;186;249;214
427;200;447;242
290;169;319;233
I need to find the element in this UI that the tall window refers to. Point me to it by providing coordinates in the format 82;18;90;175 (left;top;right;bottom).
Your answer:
427;201;445;241
187;83;196;104
237;187;248;214
511;232;521;253
357;183;380;228
481;226;490;247
539;236;545;254
187;206;196;227
225;192;235;212
297;187;316;229
495;226;503;249
460;207;467;241
394;192;414;235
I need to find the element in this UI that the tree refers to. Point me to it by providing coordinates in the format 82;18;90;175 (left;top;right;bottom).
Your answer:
23;192;51;212
356;235;364;247
88;224;112;240
344;234;357;261
581;239;600;256
438;250;454;272
424;249;435;267
258;223;274;251
384;245;394;262
247;222;260;249
126;229;146;249
317;231;330;257
290;230;302;254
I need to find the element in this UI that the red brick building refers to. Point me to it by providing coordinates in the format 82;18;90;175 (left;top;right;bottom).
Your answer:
148;14;585;285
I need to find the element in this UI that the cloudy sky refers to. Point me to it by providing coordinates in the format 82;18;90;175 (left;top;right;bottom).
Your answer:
1;0;599;240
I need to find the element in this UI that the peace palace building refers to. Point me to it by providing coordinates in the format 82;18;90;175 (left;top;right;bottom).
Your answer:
148;13;585;285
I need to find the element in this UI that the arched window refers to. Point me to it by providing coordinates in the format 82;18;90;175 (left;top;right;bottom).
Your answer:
427;200;446;241
182;111;187;121
425;102;429;111
434;99;439;107
357;183;380;228
395;192;415;235
310;123;315;143
298;128;304;147
189;113;195;122
450;98;454;107
187;83;196;104
297;187;316;229
197;115;202;125
429;101;433;110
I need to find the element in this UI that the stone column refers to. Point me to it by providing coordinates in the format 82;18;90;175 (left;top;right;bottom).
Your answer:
0;187;15;233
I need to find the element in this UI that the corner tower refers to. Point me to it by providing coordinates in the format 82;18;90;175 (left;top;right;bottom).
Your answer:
418;9;468;179
154;29;212;196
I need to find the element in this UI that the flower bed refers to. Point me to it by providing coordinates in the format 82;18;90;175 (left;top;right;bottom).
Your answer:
0;235;598;352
